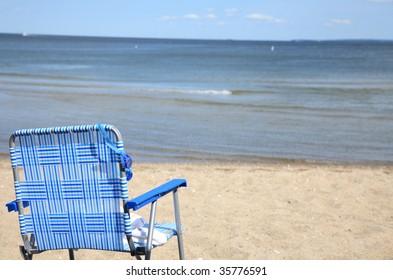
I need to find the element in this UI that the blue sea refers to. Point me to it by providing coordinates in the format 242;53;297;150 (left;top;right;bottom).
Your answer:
0;33;392;164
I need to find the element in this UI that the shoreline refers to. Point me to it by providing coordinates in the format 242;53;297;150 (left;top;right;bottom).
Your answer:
1;152;392;168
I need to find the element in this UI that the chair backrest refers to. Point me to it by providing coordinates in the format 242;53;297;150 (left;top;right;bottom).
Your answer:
9;124;132;252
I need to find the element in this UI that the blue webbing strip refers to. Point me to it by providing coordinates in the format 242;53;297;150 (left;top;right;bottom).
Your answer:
97;123;133;181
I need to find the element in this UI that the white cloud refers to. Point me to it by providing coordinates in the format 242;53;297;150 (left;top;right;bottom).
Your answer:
158;16;177;21
160;12;217;22
225;8;238;16
246;13;286;24
274;18;287;24
184;13;200;20
326;19;352;26
246;13;273;21
206;13;217;19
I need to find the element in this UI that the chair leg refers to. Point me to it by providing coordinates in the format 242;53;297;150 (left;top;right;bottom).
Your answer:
20;246;33;260
68;249;75;260
126;234;142;260
20;234;35;260
173;190;185;260
145;201;157;260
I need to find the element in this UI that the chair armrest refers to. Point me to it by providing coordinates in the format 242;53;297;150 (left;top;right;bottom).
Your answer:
125;179;187;211
6;200;30;212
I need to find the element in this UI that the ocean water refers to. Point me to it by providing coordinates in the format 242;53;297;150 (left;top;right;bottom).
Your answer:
0;33;392;163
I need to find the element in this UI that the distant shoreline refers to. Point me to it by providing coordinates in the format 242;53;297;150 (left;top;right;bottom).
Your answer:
1;32;393;43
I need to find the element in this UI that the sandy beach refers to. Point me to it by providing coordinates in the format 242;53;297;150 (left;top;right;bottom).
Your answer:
0;154;392;260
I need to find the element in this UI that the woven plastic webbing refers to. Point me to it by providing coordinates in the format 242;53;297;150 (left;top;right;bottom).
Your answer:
10;124;131;251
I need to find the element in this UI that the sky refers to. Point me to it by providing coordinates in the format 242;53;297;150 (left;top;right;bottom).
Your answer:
0;0;392;41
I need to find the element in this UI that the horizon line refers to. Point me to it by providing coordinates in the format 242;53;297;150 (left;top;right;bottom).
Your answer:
2;32;393;42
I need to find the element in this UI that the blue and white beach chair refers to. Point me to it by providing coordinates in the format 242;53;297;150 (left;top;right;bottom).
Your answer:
5;124;187;260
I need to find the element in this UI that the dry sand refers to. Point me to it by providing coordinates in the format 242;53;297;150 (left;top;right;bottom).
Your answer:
0;155;392;260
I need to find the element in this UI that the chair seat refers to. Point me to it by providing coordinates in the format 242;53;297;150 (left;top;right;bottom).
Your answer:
123;223;183;251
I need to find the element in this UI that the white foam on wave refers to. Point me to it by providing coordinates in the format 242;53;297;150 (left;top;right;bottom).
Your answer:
34;64;92;71
173;88;232;95
120;85;233;96
141;87;232;96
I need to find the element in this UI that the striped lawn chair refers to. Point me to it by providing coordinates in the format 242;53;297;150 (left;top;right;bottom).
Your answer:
5;124;187;260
